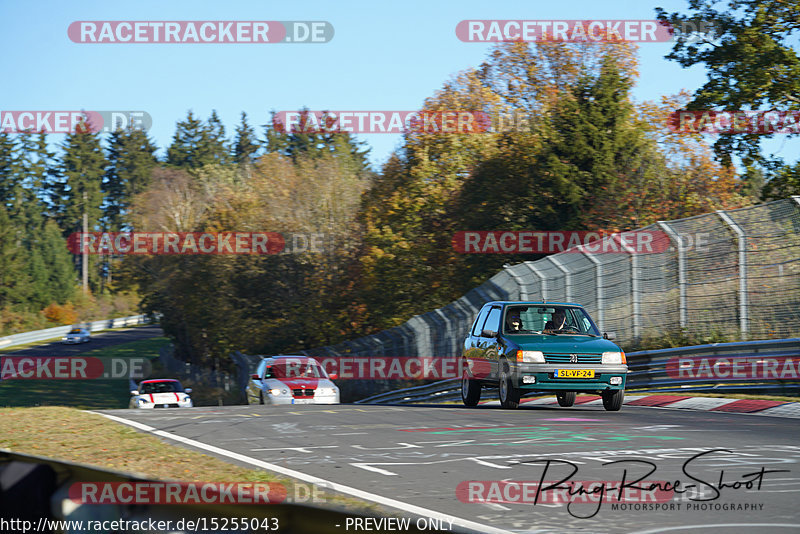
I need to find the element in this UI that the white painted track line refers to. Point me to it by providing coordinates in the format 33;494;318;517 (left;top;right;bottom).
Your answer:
91;411;514;534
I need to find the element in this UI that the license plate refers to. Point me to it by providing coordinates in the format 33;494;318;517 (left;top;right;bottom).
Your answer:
555;369;594;378
292;398;313;404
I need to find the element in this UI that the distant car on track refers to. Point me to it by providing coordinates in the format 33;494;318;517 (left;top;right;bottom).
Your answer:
247;355;340;405
62;327;91;344
130;379;193;409
462;301;628;411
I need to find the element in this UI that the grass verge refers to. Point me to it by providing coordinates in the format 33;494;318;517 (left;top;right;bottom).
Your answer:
0;406;379;514
0;337;168;409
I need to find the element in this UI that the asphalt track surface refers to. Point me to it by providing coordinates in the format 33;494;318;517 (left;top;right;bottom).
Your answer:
2;324;164;357
101;400;800;534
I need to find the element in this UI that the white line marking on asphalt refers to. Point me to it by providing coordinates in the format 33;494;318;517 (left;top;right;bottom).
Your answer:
92;412;514;534
251;446;339;453
482;503;510;511
350;464;399;476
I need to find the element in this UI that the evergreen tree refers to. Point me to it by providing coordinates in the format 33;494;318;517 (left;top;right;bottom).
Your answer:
50;130;106;294
233;112;259;164
167;111;206;168
0;133;18;210
263;111;291;155
52;130;106;235
203;110;230;165
104;128;158;230
0;206;31;309
16;133;52;231
167;111;230;169
38;220;76;304
264;108;371;170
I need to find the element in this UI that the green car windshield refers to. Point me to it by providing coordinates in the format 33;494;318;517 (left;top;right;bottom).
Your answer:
503;305;600;336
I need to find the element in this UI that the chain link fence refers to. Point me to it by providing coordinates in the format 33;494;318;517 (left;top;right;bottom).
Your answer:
271;198;800;400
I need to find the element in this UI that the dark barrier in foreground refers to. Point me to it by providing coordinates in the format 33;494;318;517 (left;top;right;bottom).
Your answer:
0;449;435;534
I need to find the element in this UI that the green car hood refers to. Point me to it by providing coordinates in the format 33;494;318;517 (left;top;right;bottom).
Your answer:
506;334;621;354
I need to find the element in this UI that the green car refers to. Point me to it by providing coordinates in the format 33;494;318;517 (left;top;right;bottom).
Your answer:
461;301;628;411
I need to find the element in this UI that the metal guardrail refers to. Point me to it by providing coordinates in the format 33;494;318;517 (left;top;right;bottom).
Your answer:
0;314;154;350
625;337;800;395
356;338;800;404
354;379;460;404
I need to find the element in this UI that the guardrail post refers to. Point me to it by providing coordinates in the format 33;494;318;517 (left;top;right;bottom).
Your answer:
547;256;571;302
717;210;749;336
577;246;603;332
524;261;547;301
657;221;687;329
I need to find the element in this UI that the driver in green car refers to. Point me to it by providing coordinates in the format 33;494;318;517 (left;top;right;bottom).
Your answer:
544;308;566;332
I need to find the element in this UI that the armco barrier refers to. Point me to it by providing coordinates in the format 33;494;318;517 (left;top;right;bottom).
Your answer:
625;337;800;395
0;449;432;534
0;314;154;350
356;338;800;404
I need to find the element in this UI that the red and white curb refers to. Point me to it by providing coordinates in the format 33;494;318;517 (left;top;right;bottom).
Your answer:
479;394;800;418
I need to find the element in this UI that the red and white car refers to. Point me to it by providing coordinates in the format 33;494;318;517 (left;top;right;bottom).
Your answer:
130;379;193;409
246;355;340;405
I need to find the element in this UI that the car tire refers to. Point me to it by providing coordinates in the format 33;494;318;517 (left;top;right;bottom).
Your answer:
259;392;265;405
602;389;624;411
498;363;520;409
557;391;576;407
461;369;481;407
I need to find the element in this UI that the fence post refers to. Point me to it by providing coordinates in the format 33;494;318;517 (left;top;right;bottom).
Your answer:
503;264;528;300
717;210;749;337
524;261;547;301
578;245;603;332
547;256;571;302
616;233;641;339
657;221;687;329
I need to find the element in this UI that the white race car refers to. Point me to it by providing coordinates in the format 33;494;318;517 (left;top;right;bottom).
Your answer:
246;355;340;405
130;379;193;409
62;327;91;344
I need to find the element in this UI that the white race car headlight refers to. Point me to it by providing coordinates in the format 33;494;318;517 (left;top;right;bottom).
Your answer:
268;388;289;395
316;388;335;395
517;350;545;363
602;352;625;364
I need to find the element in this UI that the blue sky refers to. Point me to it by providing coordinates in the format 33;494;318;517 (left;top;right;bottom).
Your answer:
2;0;797;169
